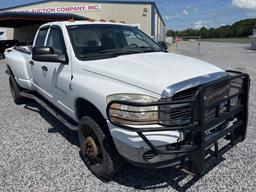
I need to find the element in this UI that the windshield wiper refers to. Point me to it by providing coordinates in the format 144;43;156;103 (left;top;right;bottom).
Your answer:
99;48;142;54
135;46;162;53
80;49;143;60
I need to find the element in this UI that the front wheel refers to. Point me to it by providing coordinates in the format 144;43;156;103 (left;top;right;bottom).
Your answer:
78;116;123;179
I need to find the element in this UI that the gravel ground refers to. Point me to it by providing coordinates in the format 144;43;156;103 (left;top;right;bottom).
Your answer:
0;41;256;192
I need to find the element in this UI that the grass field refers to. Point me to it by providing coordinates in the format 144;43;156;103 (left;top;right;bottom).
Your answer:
202;37;250;44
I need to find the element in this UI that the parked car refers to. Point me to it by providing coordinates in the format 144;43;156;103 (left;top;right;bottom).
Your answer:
4;21;250;179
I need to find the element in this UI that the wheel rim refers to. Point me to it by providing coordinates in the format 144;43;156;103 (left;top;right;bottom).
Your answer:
82;129;103;166
85;136;99;159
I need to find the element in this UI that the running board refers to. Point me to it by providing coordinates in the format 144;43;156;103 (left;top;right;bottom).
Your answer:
20;92;78;131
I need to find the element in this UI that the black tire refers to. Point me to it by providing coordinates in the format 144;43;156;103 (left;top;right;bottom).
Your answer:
78;116;123;180
9;75;28;105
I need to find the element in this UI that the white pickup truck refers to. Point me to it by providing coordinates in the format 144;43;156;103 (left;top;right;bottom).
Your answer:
5;21;250;179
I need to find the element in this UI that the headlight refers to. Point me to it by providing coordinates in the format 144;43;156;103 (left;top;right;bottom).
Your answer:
107;94;159;126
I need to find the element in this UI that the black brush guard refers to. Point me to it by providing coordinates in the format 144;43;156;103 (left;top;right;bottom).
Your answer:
107;70;250;174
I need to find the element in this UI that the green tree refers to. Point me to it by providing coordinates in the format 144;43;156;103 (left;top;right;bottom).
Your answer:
166;18;256;38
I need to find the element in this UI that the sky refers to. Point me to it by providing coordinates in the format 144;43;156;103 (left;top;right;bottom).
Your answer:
0;0;256;30
158;0;256;30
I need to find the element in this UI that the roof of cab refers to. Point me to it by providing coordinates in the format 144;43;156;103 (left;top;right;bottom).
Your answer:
40;20;129;28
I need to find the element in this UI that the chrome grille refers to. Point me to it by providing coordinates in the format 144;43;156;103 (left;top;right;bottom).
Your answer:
204;82;230;106
159;87;197;126
204;82;230;122
159;81;232;127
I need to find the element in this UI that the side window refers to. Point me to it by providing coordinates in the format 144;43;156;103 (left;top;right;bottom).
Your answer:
34;29;48;47
46;28;66;55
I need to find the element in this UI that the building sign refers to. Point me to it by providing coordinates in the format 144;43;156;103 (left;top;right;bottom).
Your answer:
15;4;101;13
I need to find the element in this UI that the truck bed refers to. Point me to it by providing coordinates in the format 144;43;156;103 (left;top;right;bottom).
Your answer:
4;45;33;90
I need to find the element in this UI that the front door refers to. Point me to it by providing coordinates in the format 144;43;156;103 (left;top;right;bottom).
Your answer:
31;26;74;117
43;26;74;116
31;27;50;97
46;26;74;116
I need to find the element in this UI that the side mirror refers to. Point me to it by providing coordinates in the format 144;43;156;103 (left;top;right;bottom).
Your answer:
158;41;168;51
32;46;68;64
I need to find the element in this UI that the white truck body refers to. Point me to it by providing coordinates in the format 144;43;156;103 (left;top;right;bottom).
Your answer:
4;21;249;177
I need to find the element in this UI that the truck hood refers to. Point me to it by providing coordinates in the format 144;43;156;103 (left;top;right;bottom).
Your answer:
82;52;226;97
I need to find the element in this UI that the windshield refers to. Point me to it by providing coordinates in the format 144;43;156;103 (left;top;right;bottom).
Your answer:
67;24;163;60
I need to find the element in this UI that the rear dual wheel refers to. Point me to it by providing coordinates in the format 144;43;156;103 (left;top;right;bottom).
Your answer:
78;116;123;180
9;75;28;104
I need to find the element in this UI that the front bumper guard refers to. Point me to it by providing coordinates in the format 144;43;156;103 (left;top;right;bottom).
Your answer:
107;70;250;174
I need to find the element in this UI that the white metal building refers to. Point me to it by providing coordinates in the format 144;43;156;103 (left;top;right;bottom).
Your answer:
0;0;166;41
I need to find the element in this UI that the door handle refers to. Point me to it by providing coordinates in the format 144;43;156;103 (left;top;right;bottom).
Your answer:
41;66;48;71
29;60;34;65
